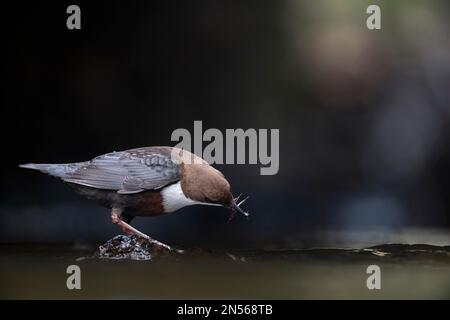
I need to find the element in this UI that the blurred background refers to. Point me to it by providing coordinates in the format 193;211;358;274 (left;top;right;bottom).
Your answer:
2;0;450;249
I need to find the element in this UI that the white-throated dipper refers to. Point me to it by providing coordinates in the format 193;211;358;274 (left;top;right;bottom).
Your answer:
19;146;248;251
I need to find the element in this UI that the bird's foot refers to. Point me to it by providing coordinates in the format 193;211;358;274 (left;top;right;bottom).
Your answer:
111;210;182;253
138;233;184;254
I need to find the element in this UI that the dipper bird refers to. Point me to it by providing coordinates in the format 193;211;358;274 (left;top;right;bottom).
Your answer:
19;147;249;251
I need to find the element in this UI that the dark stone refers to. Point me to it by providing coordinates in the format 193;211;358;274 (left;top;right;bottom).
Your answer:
98;235;158;260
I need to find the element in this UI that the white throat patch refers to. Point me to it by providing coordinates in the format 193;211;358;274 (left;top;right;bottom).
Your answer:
161;182;200;213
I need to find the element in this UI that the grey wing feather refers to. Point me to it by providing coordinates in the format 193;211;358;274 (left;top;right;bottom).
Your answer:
63;148;180;193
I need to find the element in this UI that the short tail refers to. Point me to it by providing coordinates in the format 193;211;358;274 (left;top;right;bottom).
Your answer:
19;163;71;179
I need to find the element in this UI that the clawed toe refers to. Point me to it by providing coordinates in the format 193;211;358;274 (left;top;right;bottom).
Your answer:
111;208;181;253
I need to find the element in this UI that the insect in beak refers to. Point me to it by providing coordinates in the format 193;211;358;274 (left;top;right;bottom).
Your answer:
227;194;250;222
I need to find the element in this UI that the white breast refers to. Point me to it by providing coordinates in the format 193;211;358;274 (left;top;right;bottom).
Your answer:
160;182;200;213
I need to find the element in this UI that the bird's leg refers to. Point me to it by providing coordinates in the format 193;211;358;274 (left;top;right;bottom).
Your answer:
110;208;172;251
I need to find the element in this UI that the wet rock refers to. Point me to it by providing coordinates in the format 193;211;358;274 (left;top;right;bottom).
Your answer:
97;236;450;264
99;235;160;260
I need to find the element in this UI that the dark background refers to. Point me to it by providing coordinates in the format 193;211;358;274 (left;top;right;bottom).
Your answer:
2;0;450;248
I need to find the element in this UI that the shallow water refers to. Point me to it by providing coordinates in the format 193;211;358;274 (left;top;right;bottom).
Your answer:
0;243;449;299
